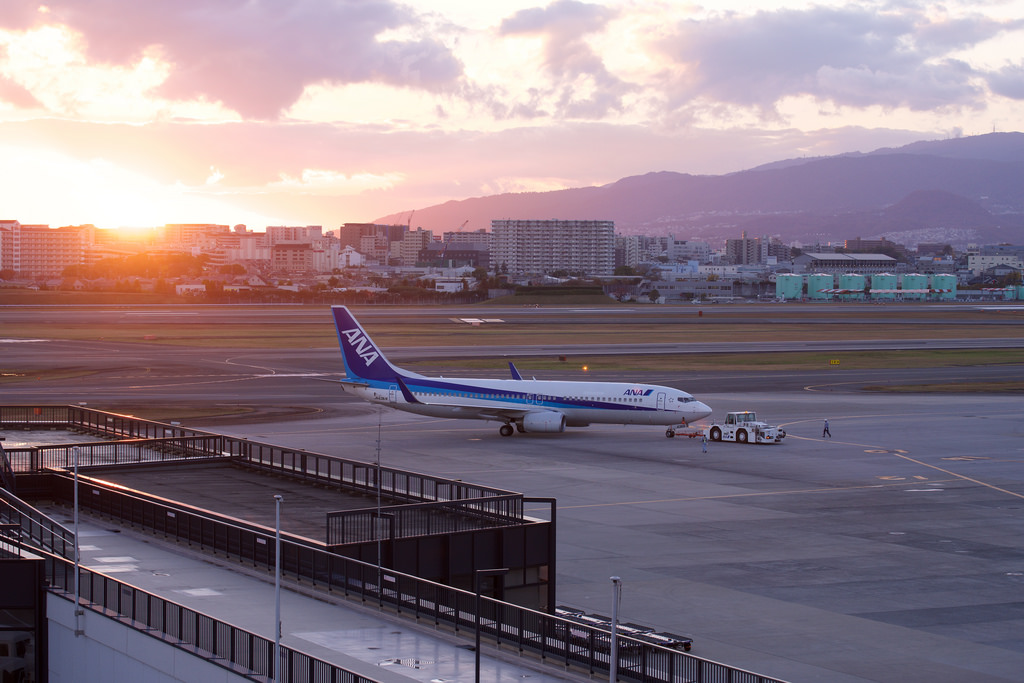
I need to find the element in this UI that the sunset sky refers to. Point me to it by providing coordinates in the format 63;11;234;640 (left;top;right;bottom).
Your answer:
1;0;1022;231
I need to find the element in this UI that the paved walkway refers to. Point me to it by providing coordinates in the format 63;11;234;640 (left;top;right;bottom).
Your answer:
42;503;583;683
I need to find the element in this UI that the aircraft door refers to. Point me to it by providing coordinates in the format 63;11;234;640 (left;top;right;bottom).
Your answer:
657;392;666;410
389;385;398;403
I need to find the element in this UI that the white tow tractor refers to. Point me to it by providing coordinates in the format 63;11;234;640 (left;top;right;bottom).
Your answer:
666;411;786;444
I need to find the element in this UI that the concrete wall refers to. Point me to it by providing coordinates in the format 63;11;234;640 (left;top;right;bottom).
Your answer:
47;594;252;683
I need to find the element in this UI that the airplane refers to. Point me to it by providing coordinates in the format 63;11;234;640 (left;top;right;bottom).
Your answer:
332;306;712;437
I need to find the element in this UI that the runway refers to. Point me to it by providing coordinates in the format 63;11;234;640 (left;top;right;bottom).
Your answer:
4;303;1024;682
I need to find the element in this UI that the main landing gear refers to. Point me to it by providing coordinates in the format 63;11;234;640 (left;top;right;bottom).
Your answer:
499;423;514;437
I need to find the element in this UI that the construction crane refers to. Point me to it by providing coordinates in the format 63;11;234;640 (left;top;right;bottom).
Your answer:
436;220;467;267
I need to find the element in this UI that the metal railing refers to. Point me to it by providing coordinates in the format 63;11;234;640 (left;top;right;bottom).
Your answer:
0;486;75;558
241;438;510;504
2;436;227;472
2;405;514;506
4;527;385;681
327;494;525;545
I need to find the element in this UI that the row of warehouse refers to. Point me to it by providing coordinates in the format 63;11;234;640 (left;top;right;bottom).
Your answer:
775;273;1022;301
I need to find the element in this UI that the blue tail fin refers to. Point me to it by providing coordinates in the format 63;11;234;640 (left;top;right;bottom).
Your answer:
332;306;403;382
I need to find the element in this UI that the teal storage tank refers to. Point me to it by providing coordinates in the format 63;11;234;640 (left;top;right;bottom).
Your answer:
807;273;834;300
901;273;928;300
775;274;803;300
870;273;897;300
930;274;957;301
838;273;865;300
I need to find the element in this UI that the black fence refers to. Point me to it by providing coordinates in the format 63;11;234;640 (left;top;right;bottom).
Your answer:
327;494;525;545
0;486;74;558
1;405;790;683
241;438;511;505
2;436;227;472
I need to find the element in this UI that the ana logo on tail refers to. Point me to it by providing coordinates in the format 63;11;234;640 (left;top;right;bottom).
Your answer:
340;328;380;367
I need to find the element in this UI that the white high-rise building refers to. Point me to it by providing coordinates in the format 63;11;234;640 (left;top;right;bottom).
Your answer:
491;219;614;276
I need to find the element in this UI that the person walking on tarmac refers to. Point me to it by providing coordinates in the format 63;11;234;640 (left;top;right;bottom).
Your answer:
702;433;708;453
823;419;831;438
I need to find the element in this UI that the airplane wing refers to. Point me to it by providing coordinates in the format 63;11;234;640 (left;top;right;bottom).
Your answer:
394;375;538;421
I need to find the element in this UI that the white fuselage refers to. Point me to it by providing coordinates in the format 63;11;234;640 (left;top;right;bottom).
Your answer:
342;375;711;427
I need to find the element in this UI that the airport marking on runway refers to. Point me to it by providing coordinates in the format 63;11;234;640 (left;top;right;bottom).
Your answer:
783;418;1024;501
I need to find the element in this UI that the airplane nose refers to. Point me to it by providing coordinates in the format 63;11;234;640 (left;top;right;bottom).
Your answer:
693;402;712;421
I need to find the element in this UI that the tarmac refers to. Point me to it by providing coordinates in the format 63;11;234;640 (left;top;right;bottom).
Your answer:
17;382;1024;683
207;389;1024;683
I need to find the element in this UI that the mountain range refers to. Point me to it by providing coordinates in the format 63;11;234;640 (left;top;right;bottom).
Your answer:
376;132;1024;248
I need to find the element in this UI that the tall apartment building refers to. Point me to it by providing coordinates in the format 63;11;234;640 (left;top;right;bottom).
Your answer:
615;235;640;269
0;221;90;277
392;228;434;265
724;232;766;265
491;219;614;276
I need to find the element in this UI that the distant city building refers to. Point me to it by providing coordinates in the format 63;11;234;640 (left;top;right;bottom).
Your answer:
265;225;323;244
491;219;614;276
393;228;434;265
614;235;640;269
339;223;406;249
724;232;767;265
766;237;792;262
211;226;270;266
648;273;737;302
442;228;491;250
418;244;489;269
271;243;314;273
433;277;468;293
339;245;366;268
967;244;1024;275
915;243;953;257
339;223;407;265
0;221;89;277
843;237;907;258
161;224;230;253
794;252;898;274
666;236;711;263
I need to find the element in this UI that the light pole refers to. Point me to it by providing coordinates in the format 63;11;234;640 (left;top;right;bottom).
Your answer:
474;567;509;683
73;446;83;637
609;576;621;682
273;494;283;683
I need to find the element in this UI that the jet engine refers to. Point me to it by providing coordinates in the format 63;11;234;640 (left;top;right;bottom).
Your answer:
521;411;567;433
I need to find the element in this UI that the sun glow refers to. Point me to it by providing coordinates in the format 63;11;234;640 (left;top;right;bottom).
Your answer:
0;145;283;229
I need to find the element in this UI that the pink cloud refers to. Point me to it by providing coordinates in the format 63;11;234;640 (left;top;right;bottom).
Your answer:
1;0;463;119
